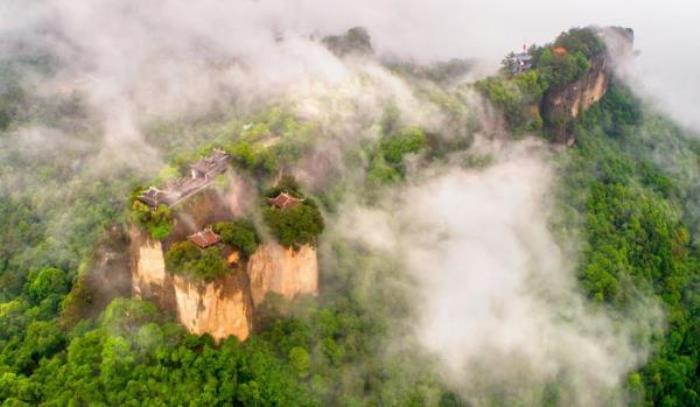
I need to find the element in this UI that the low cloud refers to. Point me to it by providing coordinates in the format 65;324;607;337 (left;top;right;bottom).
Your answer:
338;140;662;405
2;0;697;167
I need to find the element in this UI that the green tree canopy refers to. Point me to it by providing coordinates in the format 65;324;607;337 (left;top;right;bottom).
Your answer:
24;267;69;304
213;219;260;257
165;241;229;282
263;201;324;248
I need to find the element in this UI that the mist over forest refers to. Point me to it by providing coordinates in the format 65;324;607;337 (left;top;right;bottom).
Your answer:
0;1;699;406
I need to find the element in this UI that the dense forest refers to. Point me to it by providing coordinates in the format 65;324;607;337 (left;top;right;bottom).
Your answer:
558;84;700;406
1;25;699;406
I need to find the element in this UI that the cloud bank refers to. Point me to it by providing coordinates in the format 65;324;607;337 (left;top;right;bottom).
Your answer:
2;0;697;156
338;141;662;405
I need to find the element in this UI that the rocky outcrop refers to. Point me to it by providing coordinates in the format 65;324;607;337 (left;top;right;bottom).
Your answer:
171;271;253;341
247;243;318;306
130;226;174;309
541;27;634;144
130;229;318;341
541;54;609;143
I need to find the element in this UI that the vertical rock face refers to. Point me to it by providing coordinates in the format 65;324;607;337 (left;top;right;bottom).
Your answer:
541;28;634;144
130;228;318;341
547;54;609;118
541;54;610;143
130;227;173;309
246;243;319;306
171;271;253;341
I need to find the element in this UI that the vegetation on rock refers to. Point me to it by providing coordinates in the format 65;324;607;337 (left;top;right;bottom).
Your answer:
165;241;229;282
478;27;607;135
213;219;260;258
129;200;172;240
263;200;325;248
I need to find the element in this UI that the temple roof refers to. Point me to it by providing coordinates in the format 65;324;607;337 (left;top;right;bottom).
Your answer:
137;150;231;208
188;228;221;249
190;149;230;178
269;192;302;209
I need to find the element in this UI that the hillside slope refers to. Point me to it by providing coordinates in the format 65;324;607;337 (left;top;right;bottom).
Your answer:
0;24;698;407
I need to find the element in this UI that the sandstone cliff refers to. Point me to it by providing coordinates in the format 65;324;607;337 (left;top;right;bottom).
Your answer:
130;228;318;341
246;243;318;306
541;54;609;143
130;226;174;309
541;27;634;144
171;270;253;341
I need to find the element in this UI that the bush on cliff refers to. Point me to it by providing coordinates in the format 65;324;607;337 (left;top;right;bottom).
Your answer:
213;219;259;258
165;241;228;282
536;47;590;89
553;27;605;58
130;200;172;240
263;200;324;248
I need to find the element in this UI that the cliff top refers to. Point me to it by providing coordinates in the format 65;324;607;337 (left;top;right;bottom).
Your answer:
477;26;634;141
136;149;231;209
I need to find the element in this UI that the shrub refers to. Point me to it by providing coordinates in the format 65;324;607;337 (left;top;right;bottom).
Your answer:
25;267;69;304
263;201;324;248
554;27;605;58
154;165;180;184
60;274;93;328
288;347;310;378
165;241;228;282
476;75;543;133
130;200;172;240
366;154;401;186
380;127;427;165
537;48;590;89
213;219;259;257
476;77;523;124
227;141;277;177
100;298;160;335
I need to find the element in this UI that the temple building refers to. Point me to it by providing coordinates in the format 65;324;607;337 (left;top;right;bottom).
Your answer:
137;149;231;209
269;192;302;209
509;52;533;74
188;228;222;249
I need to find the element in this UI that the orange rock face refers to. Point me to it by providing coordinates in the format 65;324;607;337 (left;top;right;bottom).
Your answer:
130;227;174;309
246;243;319;306
541;54;610;143
172;271;253;341
130;228;318;341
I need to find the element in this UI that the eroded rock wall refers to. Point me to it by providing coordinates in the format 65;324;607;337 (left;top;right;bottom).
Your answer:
172;271;253;341
130;228;318;341
247;243;318;306
130;226;173;309
542;54;610;143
